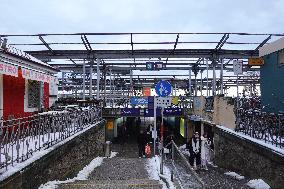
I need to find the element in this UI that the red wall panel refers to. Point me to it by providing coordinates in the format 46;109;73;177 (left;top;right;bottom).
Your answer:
3;70;26;119
3;69;50;119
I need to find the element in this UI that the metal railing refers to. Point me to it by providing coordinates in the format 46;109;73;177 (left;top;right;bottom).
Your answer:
236;108;284;148
161;140;205;189
0;108;102;171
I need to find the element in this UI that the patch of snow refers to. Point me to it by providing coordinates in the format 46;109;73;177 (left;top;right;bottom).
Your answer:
109;151;118;158
161;162;176;189
216;125;284;156
179;144;186;150
146;156;175;189
208;161;218;168
0;121;102;181
146;156;160;181
224;171;245;180
246;179;271;189
179;144;191;157
38;151;118;189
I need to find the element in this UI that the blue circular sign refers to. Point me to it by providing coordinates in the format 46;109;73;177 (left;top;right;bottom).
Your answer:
155;80;172;97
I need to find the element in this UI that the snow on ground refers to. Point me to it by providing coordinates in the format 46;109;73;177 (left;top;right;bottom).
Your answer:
207;161;218;168
38;151;118;189
146;155;176;189
246;179;271;189
216;125;284;156
0;121;102;181
224;171;245;180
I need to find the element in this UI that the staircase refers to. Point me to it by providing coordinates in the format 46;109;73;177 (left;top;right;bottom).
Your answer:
58;179;163;189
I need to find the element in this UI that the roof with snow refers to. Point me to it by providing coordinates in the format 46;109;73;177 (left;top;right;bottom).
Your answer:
259;37;284;57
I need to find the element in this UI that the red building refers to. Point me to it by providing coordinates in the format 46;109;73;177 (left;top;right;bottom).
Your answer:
0;44;58;120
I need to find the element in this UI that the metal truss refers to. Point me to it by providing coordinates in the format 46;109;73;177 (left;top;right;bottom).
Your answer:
1;32;278;98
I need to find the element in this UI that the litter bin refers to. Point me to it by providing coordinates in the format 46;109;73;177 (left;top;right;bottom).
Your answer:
104;141;111;157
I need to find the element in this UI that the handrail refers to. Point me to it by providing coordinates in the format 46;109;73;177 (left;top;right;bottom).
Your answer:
171;141;206;188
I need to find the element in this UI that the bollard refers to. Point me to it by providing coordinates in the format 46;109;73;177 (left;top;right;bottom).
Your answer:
104;141;111;157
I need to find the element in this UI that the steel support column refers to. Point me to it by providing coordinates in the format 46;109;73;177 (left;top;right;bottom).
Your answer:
89;63;93;98
61;72;65;97
212;61;216;96
188;67;192;96
220;59;224;95
97;59;100;100
82;60;86;100
200;69;203;96
130;69;133;96
206;59;209;96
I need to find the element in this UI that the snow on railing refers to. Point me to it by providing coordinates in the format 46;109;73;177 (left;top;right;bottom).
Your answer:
0;108;102;173
0;37;49;66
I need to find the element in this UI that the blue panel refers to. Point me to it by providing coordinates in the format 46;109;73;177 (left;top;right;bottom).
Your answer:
155;80;172;97
130;97;148;105
164;108;183;116
146;62;155;70
121;108;141;116
143;108;182;117
148;96;154;103
260;52;284;113
148;103;154;109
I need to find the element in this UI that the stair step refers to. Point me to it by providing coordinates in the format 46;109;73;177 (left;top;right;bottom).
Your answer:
58;179;163;189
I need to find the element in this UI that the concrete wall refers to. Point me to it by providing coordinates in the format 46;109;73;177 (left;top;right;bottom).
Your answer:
261;52;284;113
214;126;284;189
213;96;236;130
192;96;236;130
0;120;106;189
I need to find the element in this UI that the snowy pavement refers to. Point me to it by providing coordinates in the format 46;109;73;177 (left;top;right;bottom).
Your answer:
41;142;166;189
37;139;272;189
196;163;272;189
38;151;118;189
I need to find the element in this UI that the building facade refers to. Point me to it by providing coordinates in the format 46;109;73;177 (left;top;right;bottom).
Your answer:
259;37;284;113
0;45;58;120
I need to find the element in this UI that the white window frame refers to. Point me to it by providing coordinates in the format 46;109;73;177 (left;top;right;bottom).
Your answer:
278;50;284;65
24;79;39;112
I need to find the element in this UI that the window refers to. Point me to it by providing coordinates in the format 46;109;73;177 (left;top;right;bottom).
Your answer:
278;50;284;65
27;80;41;108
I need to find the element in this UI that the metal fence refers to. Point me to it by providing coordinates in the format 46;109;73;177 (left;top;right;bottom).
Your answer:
236;108;284;148
0;108;102;171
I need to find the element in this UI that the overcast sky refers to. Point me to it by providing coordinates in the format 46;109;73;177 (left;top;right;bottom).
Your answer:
1;0;283;49
1;0;284;34
1;0;283;96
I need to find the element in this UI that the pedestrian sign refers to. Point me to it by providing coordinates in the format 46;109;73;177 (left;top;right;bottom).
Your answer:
155;80;172;97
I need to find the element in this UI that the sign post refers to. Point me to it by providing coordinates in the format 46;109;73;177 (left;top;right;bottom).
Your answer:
154;80;172;174
233;59;243;126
